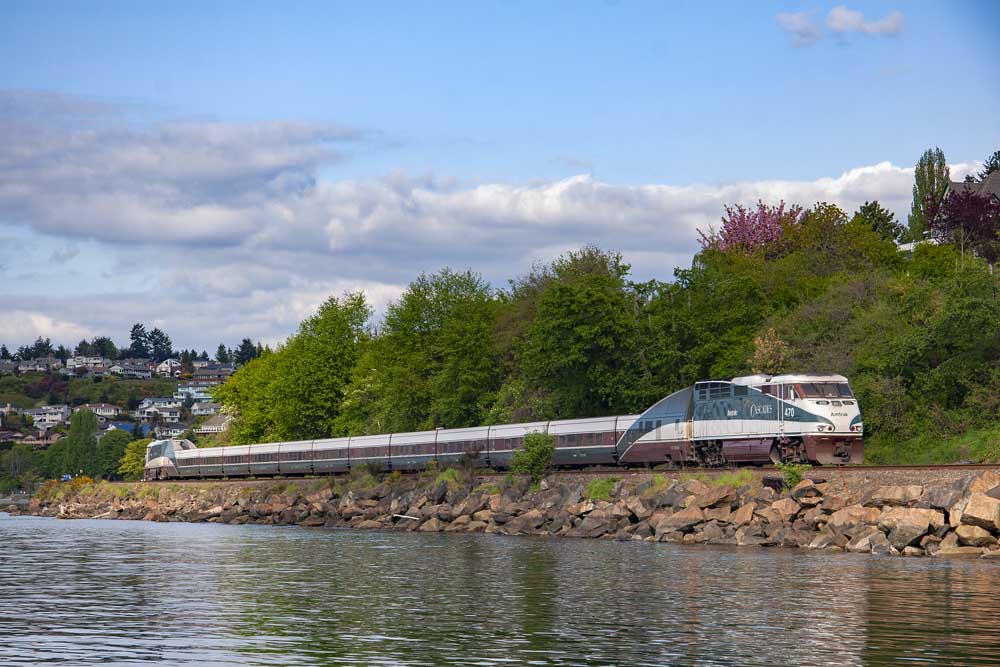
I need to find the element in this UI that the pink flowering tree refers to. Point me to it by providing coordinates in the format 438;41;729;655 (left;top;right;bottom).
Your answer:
698;200;804;255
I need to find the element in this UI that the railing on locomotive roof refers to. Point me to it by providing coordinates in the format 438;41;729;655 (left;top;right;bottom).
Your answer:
614;386;694;459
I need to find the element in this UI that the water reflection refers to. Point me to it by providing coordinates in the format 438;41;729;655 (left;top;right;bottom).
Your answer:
1;514;999;666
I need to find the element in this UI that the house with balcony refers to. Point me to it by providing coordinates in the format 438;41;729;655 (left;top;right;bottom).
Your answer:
193;414;233;435
110;361;153;380
154;422;191;438
175;384;214;402
24;405;71;430
138;405;182;423
66;356;113;372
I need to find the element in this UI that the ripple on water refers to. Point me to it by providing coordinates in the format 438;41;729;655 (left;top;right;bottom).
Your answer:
2;514;1000;666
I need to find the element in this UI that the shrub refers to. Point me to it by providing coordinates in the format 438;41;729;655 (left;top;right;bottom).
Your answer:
435;467;462;490
642;473;671;498
711;469;754;489
473;482;500;496
583;477;618;502
509;432;555;484
777;462;811;491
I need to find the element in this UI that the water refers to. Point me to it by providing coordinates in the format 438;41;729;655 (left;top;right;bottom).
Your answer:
2;515;1000;666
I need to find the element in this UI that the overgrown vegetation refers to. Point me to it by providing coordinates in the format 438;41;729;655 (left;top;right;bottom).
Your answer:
583;477;618;502
711;469;754;489
509;432;555;483
777;463;811;491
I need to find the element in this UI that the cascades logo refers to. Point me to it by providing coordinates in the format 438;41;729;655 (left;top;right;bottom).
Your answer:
748;403;773;417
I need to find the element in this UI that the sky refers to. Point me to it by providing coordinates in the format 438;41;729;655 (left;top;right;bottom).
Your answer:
1;1;998;352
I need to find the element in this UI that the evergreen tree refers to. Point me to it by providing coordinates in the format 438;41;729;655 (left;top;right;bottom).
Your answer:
976;149;1000;181
147;328;173;362
0;344;9;360
234;338;258;365
908;147;950;240
199;350;209;361
74;339;94;356
215;344;230;363
90;336;118;360
854;201;904;243
129;323;150;358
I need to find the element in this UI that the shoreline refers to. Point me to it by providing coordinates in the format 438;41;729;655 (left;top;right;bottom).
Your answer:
8;469;1000;560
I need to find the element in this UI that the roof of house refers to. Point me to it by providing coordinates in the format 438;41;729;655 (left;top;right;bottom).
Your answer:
200;414;233;428
77;403;120;410
949;172;1000;199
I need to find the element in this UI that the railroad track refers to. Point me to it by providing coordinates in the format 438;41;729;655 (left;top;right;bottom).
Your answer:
128;462;1000;485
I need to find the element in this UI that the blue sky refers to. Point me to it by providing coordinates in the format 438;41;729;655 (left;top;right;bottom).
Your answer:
0;1;998;350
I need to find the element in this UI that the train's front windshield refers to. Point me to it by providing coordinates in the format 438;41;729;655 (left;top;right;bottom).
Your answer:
146;442;172;462
799;382;853;398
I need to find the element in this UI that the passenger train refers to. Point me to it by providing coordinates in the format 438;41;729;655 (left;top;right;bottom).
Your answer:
144;373;864;480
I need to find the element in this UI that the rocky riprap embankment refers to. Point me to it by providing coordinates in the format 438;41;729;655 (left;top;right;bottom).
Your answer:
11;471;1000;559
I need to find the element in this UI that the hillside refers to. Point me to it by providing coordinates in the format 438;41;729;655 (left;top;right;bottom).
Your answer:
0;374;180;410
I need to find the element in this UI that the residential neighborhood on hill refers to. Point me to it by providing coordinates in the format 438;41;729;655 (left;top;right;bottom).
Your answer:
0;356;239;448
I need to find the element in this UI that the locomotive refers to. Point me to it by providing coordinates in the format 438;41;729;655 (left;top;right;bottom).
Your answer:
144;373;863;480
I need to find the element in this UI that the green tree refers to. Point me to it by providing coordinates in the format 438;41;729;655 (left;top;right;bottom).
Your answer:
96;429;133;479
215;292;372;443
129;323;150;358
337;269;500;435
234;338;259;366
853;200;905;243
118;439;151;481
908;147;950;241
147;328;173;362
509;432;555;484
976;149;1000;181
498;247;640;420
215;343;230;364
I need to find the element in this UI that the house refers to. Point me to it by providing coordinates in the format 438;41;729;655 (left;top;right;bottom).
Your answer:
24;405;71;430
947;171;1000;199
155;358;182;377
138;397;182;410
74;403;122;418
175;384;214;402
193;414;233;435
110;362;153;380
18;357;63;373
16;430;63;448
66;356;113;371
191;401;221;416
138;406;182;423
154;423;191;438
0;360;17;375
192;359;211;369
192;364;235;382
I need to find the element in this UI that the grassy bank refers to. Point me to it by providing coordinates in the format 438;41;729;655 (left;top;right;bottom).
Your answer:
867;427;1000;465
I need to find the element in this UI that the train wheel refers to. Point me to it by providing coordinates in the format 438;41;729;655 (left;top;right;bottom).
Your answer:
769;445;782;465
772;438;806;464
694;440;726;467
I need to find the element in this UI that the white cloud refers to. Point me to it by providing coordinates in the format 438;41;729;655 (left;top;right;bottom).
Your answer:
776;12;822;46
826;6;905;36
0;311;94;344
0;89;978;351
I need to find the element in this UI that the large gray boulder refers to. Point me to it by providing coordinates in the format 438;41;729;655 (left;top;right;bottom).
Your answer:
655;505;705;533
961;494;1000;533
